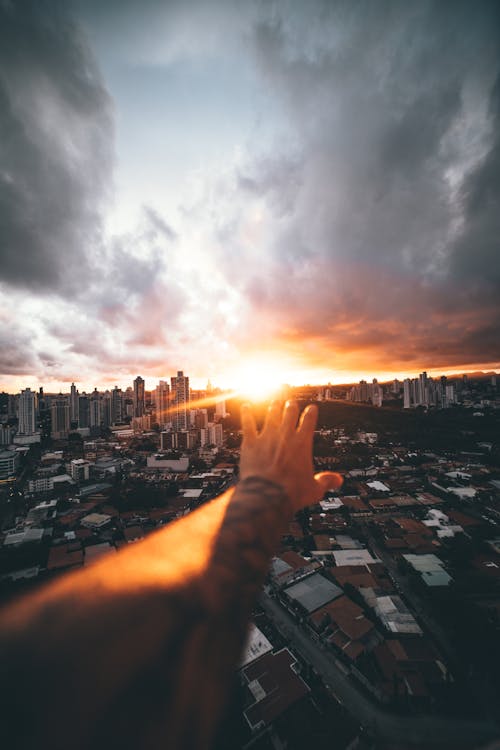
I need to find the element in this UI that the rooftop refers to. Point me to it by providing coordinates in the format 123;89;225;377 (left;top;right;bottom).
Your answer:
333;549;380;567
284;573;343;613
239;623;273;669
242;649;309;730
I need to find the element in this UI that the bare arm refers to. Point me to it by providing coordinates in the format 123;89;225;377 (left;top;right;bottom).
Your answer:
0;402;341;750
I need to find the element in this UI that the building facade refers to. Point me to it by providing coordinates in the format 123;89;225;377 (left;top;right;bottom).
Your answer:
170;371;190;431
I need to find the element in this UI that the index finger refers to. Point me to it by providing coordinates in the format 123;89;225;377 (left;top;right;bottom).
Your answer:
241;403;257;443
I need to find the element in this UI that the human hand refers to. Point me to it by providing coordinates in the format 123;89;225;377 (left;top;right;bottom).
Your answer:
239;400;343;513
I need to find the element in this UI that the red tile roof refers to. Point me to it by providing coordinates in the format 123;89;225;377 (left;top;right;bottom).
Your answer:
341;496;368;511
447;510;482;527
310;595;374;641
280;551;311;569
242;649;309;730
47;543;83;571
124;525;145;542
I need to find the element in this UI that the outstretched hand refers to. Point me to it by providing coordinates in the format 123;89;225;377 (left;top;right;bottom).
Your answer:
239;400;342;513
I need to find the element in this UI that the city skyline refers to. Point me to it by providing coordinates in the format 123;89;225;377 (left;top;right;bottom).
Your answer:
3;365;498;401
1;2;500;393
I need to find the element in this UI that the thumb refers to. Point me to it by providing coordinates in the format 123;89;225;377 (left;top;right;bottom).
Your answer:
314;471;343;496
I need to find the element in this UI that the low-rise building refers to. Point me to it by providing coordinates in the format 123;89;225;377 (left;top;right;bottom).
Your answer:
309;594;380;661
81;512;112;530
282;572;343;615
402;553;453;588
70;459;91;482
0;449;19;480
361;590;423;635
332;549;380;567
146;454;189;472
239;623;273;669
241;649;309;732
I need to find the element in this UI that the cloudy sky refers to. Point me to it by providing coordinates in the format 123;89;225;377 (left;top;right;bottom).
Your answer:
1;0;499;392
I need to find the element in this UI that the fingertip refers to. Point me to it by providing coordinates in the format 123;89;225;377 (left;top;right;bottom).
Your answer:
298;403;318;433
282;399;299;430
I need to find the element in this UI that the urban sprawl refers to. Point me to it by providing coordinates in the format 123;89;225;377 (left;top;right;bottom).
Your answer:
1;370;499;748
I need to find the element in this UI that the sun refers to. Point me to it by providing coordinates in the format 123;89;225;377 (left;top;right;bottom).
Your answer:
229;358;287;402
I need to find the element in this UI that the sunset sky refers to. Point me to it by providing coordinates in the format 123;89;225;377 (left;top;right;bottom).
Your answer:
1;0;499;393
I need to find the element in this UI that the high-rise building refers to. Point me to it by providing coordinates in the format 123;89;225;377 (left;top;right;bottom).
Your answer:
403;379;411;409
208;422;224;447
78;393;90;428
419;371;428;406
133;376;145;417
37;387;45;413
111;386;123;425
440;376;448;408
171;371;190;431
347;379;382;405
102;391;112;428
192;409;208;429
215;399;227;420
51;395;70;440
445;383;456;406
200;422;224;447
155;380;170;425
371;379;383;407
18;388;36;435
70;383;79;424
90;389;102;431
0;424;13;446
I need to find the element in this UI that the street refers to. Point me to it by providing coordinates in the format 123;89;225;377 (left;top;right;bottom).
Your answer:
259;592;499;747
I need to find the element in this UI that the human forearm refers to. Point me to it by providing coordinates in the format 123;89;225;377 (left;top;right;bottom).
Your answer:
0;401;342;750
0;479;291;749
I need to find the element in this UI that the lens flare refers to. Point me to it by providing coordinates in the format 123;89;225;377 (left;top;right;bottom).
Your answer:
229;358;286;402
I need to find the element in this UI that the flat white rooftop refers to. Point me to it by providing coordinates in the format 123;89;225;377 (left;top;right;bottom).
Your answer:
333;549;380;567
366;480;390;493
239;624;273;669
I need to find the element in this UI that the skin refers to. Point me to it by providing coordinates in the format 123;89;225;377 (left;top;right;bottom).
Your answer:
240;400;343;511
0;401;342;750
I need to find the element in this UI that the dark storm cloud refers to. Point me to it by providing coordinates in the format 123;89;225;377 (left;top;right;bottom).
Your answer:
451;71;500;288
0;325;38;375
0;0;113;292
228;0;500;369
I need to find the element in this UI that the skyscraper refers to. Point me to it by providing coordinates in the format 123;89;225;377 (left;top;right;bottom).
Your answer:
133;376;145;417
155;380;170;425
18;388;36;434
51;396;70;440
70;383;79;424
78;393;90;428
90;389;102;431
171;370;190;431
215;399;227;420
111;386;123;425
102;391;112;428
403;379;411;409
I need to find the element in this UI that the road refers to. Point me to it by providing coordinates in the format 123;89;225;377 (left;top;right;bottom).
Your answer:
259;592;499;747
